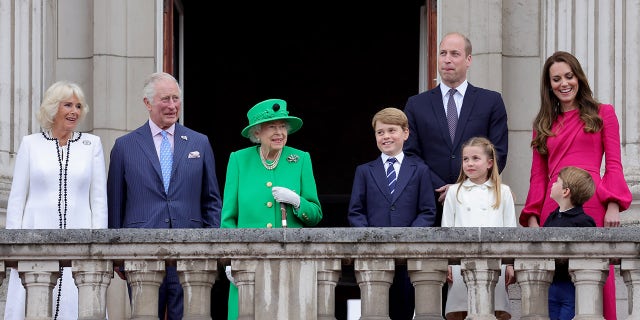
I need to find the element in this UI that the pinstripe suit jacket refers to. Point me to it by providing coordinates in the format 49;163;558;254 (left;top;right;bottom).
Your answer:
107;121;221;229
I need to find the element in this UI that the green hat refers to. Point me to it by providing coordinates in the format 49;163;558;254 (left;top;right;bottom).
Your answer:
241;98;303;138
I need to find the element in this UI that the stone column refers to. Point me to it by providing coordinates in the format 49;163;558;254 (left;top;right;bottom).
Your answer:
514;258;554;320
354;258;394;320
620;259;640;319
408;258;447;320
317;259;341;320
570;258;609;320
19;261;59;320
461;258;501;320
125;260;165;320
233;259;259;320
72;260;113;320
177;259;218;320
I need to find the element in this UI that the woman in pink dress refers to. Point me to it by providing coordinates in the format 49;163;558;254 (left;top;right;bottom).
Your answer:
520;51;632;319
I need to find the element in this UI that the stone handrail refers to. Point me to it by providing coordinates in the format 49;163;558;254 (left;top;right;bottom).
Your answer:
1;227;639;319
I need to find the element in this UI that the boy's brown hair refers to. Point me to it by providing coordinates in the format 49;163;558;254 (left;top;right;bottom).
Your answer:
558;166;595;206
371;107;408;130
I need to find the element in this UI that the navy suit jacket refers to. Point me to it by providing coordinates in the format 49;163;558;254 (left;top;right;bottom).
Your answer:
107;121;222;229
348;154;436;227
403;83;508;188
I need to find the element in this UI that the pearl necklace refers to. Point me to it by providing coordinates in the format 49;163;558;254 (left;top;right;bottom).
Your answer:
41;130;81;320
260;147;282;170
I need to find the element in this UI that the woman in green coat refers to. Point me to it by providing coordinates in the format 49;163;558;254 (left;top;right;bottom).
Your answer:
221;98;323;319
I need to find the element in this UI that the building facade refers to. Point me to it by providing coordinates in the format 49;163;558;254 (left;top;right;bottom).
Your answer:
0;0;638;318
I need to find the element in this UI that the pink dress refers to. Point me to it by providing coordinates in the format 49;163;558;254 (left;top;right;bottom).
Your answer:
521;104;632;320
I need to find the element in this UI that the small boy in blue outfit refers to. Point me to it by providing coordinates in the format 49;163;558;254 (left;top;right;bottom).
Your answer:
543;166;596;320
348;107;436;319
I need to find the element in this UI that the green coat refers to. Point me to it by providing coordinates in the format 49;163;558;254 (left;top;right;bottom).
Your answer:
221;145;322;319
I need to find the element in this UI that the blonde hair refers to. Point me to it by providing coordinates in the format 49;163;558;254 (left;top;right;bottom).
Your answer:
371;107;408;130
456;137;502;209
37;81;88;130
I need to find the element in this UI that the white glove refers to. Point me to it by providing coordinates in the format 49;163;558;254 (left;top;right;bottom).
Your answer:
272;186;301;208
225;266;236;285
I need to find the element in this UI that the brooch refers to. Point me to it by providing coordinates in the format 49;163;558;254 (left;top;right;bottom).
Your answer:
287;154;299;163
181;135;188;140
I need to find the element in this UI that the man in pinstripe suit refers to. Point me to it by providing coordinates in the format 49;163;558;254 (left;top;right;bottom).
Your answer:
107;72;222;319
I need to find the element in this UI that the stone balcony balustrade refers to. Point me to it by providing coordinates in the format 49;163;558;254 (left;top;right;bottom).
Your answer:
0;227;639;320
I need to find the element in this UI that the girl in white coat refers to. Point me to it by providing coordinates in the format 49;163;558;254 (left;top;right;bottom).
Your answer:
442;136;517;320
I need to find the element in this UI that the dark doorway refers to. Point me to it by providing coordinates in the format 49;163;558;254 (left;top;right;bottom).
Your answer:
183;1;423;227
182;2;424;319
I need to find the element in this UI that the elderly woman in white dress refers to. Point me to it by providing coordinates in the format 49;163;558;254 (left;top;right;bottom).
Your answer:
4;81;107;320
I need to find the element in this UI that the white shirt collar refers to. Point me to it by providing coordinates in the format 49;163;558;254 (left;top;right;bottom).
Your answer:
440;80;468;97
149;118;175;137
381;152;404;165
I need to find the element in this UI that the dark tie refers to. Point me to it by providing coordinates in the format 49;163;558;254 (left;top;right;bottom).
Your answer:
386;157;397;195
447;88;458;142
160;130;173;192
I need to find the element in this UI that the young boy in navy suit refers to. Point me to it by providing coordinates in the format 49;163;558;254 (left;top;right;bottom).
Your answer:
543;166;596;320
348;107;437;319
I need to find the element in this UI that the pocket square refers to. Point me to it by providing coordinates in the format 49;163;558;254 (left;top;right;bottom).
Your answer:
188;151;200;158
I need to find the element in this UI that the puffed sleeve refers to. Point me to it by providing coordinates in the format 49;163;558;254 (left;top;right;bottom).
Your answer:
520;130;550;226
596;104;632;211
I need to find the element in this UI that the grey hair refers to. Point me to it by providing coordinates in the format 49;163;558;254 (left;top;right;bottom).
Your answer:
247;121;292;143
142;72;182;103
37;81;89;130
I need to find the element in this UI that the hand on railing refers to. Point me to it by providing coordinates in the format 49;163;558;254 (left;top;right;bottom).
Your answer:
505;265;515;288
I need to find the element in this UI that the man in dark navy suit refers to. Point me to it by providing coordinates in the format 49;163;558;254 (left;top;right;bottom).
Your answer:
107;72;222;319
403;32;508;226
403;32;508;317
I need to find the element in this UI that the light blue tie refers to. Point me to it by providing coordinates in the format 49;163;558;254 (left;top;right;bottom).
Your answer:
160;130;173;192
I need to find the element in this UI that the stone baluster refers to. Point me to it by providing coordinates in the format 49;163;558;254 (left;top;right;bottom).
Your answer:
233;259;259;320
19;260;60;320
317;259;341;320
461;258;501;320
125;260;166;320
513;258;554;320
622;259;640;318
177;259;218;320
570;258;608;320
408;258;448;320
72;260;113;320
354;258;394;320
621;259;640;319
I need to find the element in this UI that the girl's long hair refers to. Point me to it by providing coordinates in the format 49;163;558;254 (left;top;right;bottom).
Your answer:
456;137;502;209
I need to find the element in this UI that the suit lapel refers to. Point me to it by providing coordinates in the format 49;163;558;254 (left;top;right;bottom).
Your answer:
455;83;478;147
134;123;163;182
393;157;416;201
172;124;190;176
370;160;393;203
430;86;454;149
